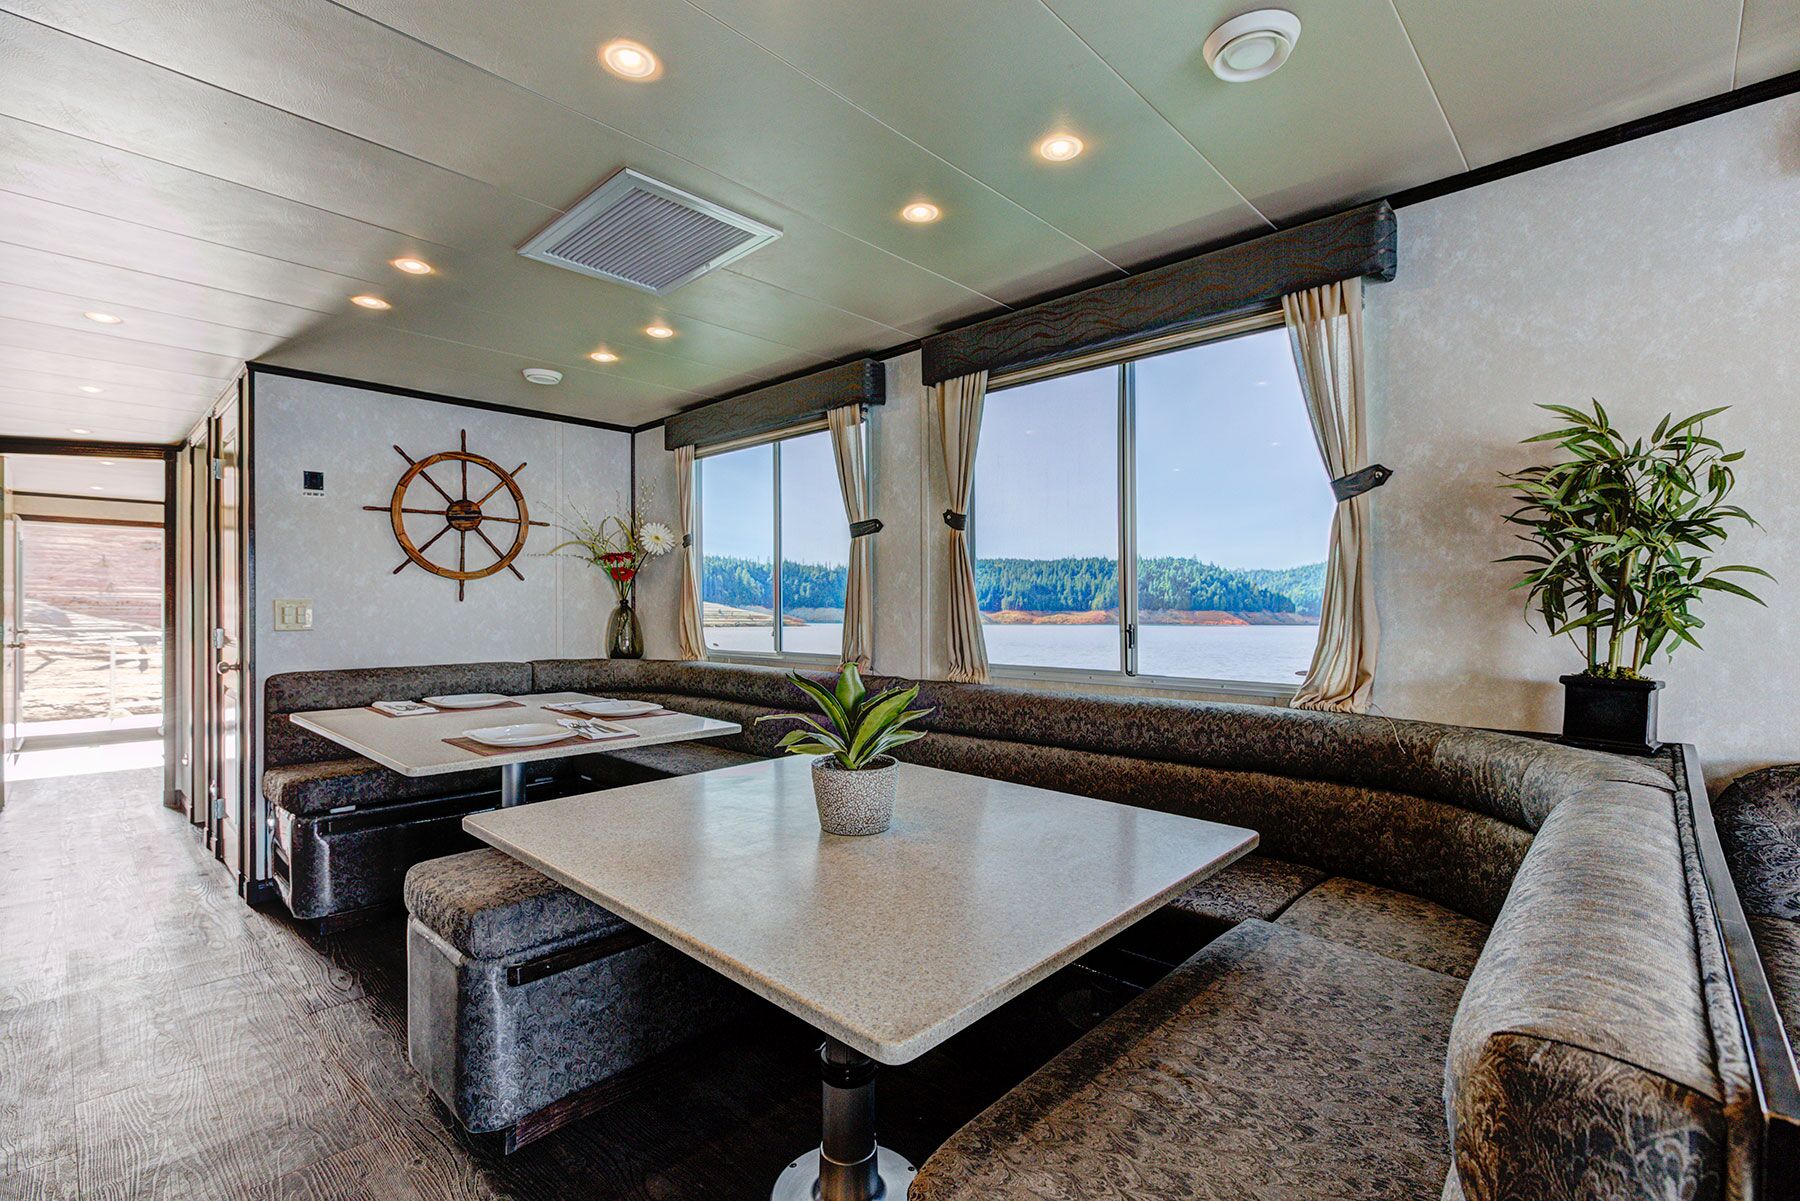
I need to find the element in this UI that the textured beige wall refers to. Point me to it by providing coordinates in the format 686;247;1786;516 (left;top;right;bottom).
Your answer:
1365;95;1800;784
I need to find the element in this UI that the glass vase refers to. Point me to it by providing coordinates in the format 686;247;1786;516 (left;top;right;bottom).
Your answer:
606;594;644;660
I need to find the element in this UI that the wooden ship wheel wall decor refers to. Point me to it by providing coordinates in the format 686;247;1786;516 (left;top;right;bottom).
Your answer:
363;430;548;601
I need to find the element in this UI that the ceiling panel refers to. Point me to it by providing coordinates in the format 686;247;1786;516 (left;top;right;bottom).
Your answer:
0;282;294;360
332;0;1123;301
0;345;230;398
1391;0;1741;167
1044;0;1468;222
682;0;1268;266
1738;0;1800;85
5;454;166;502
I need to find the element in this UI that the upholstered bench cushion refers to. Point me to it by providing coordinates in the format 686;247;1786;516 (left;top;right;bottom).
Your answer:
1277;877;1490;978
585;741;765;779
262;758;499;817
910;920;1464;1201
1717;764;1800;920
404;848;628;960
1750;916;1800;1035
1165;854;1326;926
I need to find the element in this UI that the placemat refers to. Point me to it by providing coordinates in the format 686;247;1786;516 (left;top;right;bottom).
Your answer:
442;731;632;757
542;704;683;719
364;699;526;718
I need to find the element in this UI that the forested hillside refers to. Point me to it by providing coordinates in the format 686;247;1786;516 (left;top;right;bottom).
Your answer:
701;555;1324;617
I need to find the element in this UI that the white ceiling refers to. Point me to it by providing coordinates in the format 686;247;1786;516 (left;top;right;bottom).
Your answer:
0;0;1794;443
3;453;164;502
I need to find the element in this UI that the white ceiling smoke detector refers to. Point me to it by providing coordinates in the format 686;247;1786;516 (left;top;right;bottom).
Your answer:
522;367;563;386
1203;10;1301;82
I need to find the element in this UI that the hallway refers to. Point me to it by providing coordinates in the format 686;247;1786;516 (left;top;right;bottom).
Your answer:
0;768;1094;1200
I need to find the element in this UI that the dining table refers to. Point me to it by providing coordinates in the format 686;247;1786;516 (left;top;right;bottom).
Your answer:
464;754;1257;1201
287;690;741;808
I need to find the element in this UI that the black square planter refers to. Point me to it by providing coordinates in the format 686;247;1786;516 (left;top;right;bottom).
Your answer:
1559;674;1664;756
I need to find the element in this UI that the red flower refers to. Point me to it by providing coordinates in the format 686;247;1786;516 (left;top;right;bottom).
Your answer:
609;567;637;582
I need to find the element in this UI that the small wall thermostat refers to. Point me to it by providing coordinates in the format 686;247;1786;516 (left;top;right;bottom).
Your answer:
302;470;325;495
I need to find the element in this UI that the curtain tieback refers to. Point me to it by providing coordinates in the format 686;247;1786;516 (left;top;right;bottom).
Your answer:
942;510;968;531
1330;464;1393;503
681;533;693;548
849;518;884;538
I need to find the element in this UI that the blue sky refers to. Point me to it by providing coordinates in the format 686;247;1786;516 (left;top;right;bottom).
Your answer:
701;328;1335;572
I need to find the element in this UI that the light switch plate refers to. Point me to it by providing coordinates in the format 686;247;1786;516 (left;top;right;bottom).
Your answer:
273;599;313;631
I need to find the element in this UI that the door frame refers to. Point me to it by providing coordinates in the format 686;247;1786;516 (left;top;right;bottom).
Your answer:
0;437;179;808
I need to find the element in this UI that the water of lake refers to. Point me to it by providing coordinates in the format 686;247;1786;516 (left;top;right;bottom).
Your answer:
703;621;1319;685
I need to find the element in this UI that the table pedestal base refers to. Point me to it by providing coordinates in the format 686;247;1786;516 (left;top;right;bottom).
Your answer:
772;1039;915;1201
499;761;525;807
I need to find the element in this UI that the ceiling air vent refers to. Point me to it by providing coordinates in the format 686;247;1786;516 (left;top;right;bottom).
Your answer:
518;169;781;295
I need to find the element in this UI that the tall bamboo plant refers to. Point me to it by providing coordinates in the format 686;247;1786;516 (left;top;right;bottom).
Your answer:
1500;402;1769;679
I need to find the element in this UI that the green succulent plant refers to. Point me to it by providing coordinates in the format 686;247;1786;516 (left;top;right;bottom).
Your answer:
1499;401;1770;679
757;663;931;770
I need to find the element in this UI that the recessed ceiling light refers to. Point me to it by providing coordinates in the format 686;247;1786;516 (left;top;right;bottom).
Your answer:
90;485;105;491
522;367;563;386
588;350;620;363
70;427;92;434
83;311;123;324
600;39;660;80
1037;133;1085;162
900;202;941;224
351;294;391;310
644;324;674;339
391;257;433;275
1203;10;1301;82
80;385;104;394
99;460;115;466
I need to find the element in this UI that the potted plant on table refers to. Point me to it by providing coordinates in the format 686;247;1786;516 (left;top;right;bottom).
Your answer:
1500;402;1769;754
547;504;677;659
757;665;931;835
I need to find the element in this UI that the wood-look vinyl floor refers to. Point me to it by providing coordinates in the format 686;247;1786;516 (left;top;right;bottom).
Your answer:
0;767;1125;1200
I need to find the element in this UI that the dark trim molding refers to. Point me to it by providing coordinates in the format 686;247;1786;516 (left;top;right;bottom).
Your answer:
246;363;636;435
8;490;164;507
663;358;885;451
920;203;1395;385
1389;67;1800;211
17;513;163;529
1680;743;1800;1199
0;437;176;460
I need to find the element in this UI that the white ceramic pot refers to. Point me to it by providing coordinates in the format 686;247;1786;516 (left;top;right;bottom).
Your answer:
810;755;898;836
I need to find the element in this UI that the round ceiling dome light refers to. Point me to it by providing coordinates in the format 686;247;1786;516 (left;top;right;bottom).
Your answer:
1037;133;1085;163
391;256;433;275
644;324;675;339
1202;10;1301;82
522;367;563;386
900;201;941;224
600;39;661;80
588;350;620;363
350;294;391;310
80;384;104;394
83;311;123;324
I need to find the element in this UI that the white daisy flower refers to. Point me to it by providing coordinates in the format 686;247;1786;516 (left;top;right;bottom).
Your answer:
639;522;677;556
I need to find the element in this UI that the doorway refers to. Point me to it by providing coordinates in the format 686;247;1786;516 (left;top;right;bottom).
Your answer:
1;443;175;798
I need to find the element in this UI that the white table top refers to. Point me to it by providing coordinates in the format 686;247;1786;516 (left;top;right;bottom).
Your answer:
288;691;740;777
465;756;1256;1065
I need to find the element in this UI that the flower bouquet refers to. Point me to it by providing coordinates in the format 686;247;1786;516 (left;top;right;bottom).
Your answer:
548;504;677;659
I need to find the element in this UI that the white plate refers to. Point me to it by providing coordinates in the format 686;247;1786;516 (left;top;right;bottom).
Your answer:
424;692;509;709
565;698;663;718
462;722;571;748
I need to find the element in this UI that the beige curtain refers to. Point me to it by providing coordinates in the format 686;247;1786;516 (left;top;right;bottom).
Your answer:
674;444;705;661
1283;277;1377;712
827;405;875;669
932;371;990;683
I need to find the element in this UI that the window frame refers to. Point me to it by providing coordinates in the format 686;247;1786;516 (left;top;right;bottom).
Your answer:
694;416;867;666
976;308;1311;699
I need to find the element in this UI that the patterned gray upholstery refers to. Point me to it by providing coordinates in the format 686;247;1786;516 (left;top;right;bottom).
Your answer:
572;740;765;790
262;758;499;817
1166;854;1325;927
1445;782;1747;1201
1715;765;1800;1111
404;849;628;959
404;849;745;1137
1276;877;1490;978
911;920;1466;1201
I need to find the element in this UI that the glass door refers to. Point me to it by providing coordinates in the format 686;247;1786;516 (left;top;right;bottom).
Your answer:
1;462;20;806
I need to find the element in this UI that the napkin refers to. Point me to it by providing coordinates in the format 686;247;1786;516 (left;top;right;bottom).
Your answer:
373;700;436;717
